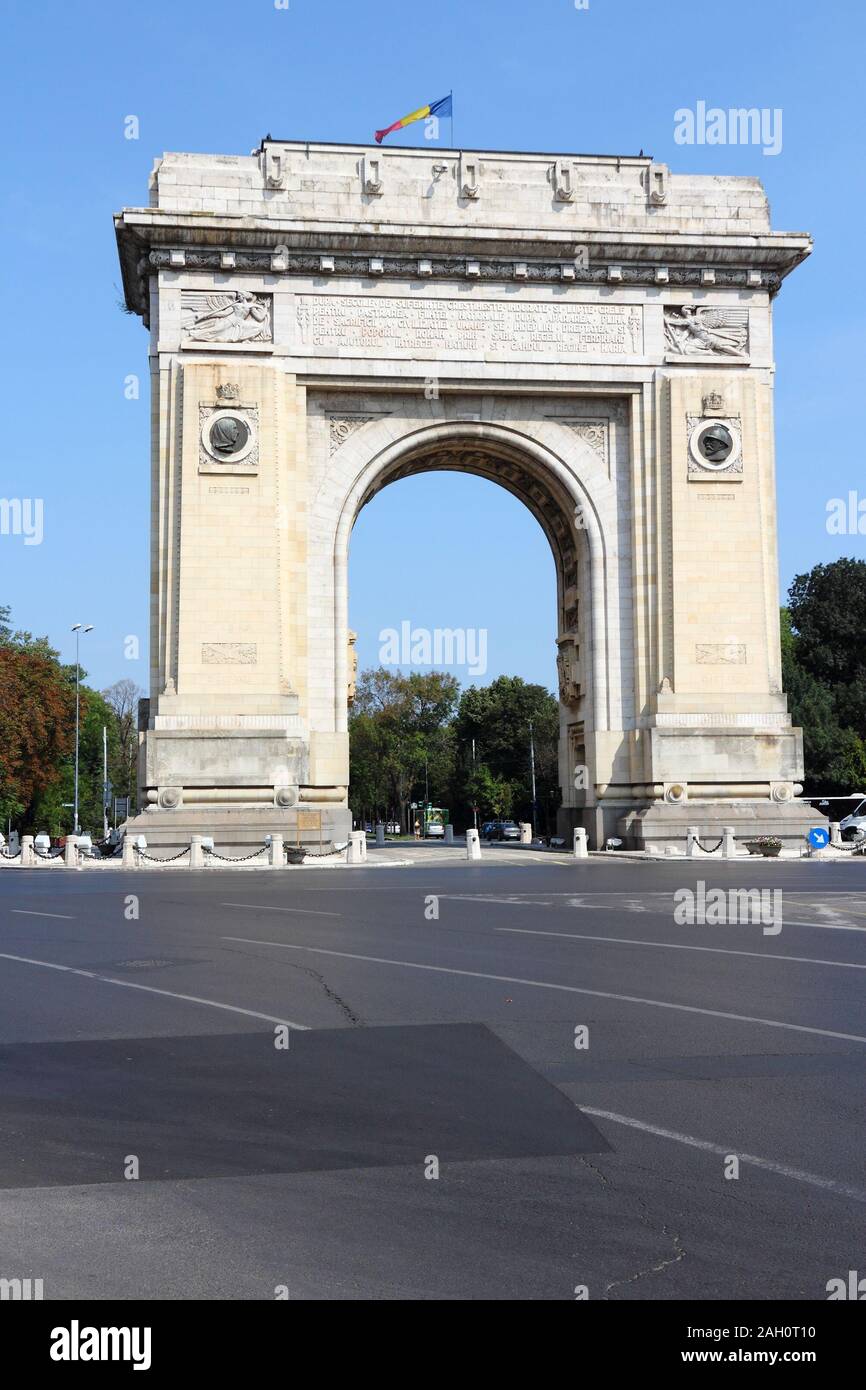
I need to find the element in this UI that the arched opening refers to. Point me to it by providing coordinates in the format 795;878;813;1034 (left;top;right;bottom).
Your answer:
335;424;600;839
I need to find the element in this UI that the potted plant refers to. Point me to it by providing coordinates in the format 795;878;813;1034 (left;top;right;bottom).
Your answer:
744;835;783;858
286;845;306;865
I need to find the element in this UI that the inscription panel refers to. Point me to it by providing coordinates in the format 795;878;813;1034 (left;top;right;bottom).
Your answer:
296;295;644;360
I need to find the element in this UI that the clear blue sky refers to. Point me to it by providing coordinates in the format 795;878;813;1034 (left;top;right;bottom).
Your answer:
2;0;862;693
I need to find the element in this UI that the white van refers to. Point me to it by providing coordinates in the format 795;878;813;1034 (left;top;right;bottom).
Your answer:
839;796;866;841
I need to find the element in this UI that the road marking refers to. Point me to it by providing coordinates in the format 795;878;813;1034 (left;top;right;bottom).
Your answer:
0;951;309;1029
495;925;866;970
580;1108;866;1205
221;901;341;918
10;910;75;920
440;895;866;933
223;938;866;1044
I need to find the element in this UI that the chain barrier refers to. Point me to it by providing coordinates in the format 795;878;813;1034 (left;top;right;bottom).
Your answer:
34;848;64;860
137;847;191;863
0;848;22;860
203;845;269;863
299;845;346;859
693;837;725;854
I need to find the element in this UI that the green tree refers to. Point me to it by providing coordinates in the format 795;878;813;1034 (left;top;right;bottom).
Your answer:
350;668;459;829
454;676;560;831
0;608;76;830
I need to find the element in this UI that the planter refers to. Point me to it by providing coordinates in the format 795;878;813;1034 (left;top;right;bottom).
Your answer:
745;841;782;858
285;846;306;865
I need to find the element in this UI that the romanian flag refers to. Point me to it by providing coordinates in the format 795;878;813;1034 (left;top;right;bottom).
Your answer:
375;94;452;144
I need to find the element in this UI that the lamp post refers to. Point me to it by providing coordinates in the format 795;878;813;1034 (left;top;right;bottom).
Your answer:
71;624;93;834
529;719;538;836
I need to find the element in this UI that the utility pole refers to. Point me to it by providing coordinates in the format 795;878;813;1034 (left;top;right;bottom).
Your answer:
471;737;477;830
102;724;109;841
529;719;538;836
71;624;93;835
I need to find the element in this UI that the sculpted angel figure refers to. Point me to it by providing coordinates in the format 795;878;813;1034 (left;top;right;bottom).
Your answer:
185;291;270;342
664;305;748;357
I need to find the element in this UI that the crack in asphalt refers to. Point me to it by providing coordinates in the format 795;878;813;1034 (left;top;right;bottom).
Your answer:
576;1154;687;1297
283;962;365;1027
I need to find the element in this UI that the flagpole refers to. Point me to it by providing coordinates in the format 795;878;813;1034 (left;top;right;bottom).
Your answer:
450;90;454;148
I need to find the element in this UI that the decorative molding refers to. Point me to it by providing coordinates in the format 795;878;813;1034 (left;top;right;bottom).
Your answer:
329;414;387;455
555;418;609;465
556;636;581;706
653;712;789;727
199;404;259;473
687;414;743;478
201;642;258;665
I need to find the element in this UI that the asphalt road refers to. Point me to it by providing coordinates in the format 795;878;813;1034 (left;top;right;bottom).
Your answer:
1;855;864;1300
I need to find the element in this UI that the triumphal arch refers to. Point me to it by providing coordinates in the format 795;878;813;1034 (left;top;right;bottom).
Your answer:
115;139;814;849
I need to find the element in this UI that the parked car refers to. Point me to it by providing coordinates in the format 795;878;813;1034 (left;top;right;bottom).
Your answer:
485;821;520;841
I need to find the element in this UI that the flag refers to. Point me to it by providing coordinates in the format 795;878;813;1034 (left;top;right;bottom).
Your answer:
375;94;452;144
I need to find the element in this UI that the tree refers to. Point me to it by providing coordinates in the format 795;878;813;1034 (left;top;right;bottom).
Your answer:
0;608;76;829
349;668;459;829
782;559;866;793
102;678;143;810
454;676;560;831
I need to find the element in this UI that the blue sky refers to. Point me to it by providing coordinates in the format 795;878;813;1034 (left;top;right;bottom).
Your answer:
1;0;862;692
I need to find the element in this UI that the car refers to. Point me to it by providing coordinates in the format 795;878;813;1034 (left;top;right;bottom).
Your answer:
425;822;445;837
485;821;521;841
480;821;498;838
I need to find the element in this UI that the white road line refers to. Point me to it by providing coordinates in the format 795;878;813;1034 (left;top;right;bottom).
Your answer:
580;1108;866;1206
495;925;866;970
10;910;75;920
221;901;341;918
223;937;866;1044
442;895;866;933
0;951;309;1030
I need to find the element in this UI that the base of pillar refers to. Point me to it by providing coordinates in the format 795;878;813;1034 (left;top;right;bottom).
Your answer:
121;802;351;854
617;800;821;853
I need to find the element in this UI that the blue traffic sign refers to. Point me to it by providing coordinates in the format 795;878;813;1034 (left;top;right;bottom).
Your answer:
808;827;830;848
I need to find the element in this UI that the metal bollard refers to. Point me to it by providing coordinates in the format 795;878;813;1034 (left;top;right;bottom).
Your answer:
573;827;588;859
722;825;736;859
466;828;482;861
64;835;79;869
375;824;385;847
189;835;204;868
269;833;285;867
686;826;699;858
347;830;367;865
20;835;35;868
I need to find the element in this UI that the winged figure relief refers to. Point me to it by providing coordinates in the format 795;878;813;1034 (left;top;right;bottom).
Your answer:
664;306;749;358
181;291;271;343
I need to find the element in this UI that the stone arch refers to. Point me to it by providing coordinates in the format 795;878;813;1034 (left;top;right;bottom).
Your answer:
310;410;630;831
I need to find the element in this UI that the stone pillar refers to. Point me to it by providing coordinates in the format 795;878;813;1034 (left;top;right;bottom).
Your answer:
64;836;79;869
375;824;385;847
122;833;136;868
722;826;736;858
444;824;454;845
573;827;588;859
269;833;284;867
830;822;842;847
20;835;34;868
189;834;205;868
686;827;699;858
519;822;532;844
466;828;482;861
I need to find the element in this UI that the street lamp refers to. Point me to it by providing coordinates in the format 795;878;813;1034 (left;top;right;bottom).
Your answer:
71;624;93;834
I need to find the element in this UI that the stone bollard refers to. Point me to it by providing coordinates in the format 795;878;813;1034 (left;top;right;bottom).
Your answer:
189;835;204;868
830;822;842;847
375;824;385;847
347;830;367;865
573;827;588;859
686;826;699;858
269;833;285;867
122;833;136;868
444;824;454;845
519;822;532;845
722;826;736;859
20;835;35;868
466;828;482;861
64;835;79;869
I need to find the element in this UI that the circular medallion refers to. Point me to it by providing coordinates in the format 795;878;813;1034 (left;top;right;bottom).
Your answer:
201;408;256;464
689;418;741;472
